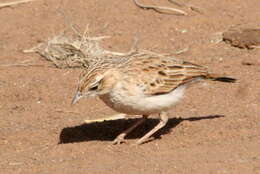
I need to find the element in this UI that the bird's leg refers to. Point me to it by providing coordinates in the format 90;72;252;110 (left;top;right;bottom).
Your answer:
113;115;148;145
136;112;168;145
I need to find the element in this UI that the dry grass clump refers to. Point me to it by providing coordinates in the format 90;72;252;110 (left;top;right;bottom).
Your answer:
24;29;170;69
24;33;127;68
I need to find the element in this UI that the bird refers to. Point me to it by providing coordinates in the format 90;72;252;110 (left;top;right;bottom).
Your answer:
71;54;236;145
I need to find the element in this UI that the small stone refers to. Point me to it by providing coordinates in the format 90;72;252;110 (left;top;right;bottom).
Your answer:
223;26;260;49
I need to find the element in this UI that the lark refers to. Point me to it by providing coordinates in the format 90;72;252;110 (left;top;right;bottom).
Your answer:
71;55;236;145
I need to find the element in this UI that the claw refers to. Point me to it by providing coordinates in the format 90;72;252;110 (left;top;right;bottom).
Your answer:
112;134;127;145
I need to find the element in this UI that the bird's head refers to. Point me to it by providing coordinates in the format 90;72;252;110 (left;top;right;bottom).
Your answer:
71;64;116;105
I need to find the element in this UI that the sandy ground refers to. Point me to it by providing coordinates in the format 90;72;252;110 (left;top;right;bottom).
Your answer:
0;0;260;173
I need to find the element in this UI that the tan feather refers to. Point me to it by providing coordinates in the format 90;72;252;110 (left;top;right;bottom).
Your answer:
118;56;210;96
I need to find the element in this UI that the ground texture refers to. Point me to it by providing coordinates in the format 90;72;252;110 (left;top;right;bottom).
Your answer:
0;0;260;173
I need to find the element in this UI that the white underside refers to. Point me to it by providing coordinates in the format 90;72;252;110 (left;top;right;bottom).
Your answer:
99;84;186;115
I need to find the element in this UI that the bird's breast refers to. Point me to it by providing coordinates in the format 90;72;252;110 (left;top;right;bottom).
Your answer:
99;83;186;115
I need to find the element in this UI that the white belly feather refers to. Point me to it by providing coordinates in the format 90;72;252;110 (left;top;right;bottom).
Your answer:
99;83;186;115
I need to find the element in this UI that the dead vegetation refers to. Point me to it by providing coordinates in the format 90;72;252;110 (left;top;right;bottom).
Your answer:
133;0;203;15
0;0;37;9
133;0;187;15
23;27;180;69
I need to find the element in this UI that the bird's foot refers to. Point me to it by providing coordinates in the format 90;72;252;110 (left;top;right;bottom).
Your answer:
112;134;127;145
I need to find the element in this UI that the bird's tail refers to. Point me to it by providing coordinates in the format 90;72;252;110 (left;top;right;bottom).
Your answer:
207;73;237;83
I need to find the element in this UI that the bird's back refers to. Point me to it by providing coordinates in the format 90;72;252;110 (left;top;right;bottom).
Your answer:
116;56;210;96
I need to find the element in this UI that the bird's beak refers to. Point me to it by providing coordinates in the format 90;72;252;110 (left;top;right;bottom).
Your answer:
71;91;82;105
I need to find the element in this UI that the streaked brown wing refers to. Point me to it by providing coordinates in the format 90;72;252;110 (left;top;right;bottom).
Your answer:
126;56;209;96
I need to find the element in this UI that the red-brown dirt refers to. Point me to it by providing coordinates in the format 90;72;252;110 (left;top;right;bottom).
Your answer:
0;0;259;173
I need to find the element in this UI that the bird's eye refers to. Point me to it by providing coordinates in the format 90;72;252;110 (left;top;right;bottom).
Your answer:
89;86;98;91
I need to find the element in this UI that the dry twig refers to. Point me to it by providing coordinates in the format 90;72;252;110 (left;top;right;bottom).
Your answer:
0;0;38;9
133;0;187;15
0;59;51;68
175;47;189;55
168;0;203;14
0;63;50;67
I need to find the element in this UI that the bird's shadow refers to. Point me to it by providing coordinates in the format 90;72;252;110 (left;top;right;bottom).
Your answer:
59;115;224;144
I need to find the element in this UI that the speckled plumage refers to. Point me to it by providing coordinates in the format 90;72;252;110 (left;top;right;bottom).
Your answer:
72;55;236;145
